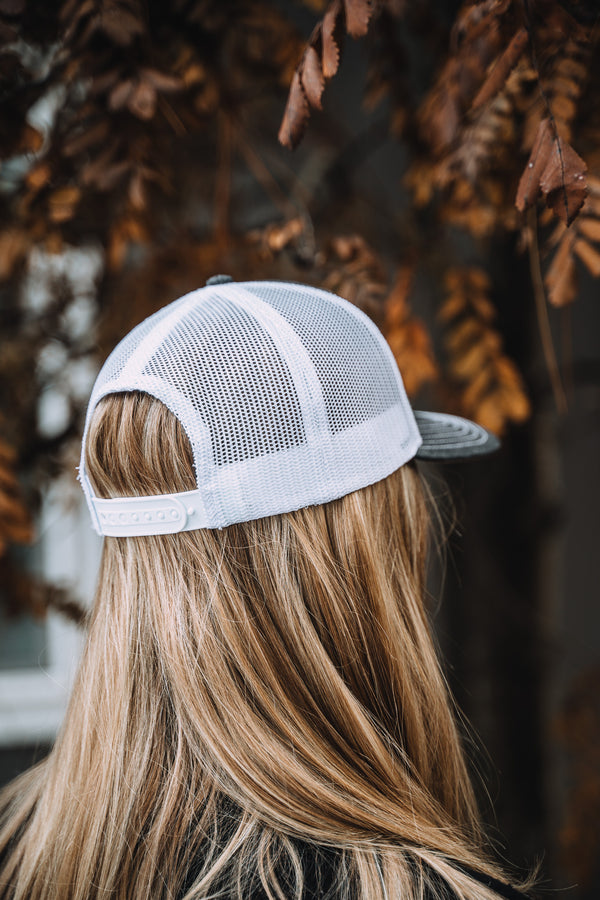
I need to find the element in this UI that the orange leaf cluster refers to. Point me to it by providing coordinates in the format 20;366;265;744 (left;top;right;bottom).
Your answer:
0;228;28;281
382;267;438;398
321;233;387;321
0;438;34;557
408;63;533;237
279;0;373;148
545;175;600;306
417;0;513;157
107;215;150;272
248;220;393;322
251;217;306;257
471;27;529;112
521;10;591;149
440;267;530;435
413;2;594;235
1;0;303;252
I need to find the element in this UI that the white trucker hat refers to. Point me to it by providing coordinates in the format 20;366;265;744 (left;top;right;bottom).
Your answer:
79;277;499;537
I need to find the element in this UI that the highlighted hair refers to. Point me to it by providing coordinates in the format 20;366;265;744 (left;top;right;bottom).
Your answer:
1;392;520;898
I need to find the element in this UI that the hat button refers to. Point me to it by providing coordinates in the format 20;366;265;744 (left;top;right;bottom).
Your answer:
205;274;233;286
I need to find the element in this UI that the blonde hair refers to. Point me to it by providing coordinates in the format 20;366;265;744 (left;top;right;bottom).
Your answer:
0;392;521;899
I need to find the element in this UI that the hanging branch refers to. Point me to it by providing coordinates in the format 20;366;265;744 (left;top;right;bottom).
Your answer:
278;0;374;148
470;26;529;112
526;209;568;413
417;0;515;158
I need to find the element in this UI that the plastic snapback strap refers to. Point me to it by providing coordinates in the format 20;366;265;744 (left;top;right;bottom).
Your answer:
90;488;209;536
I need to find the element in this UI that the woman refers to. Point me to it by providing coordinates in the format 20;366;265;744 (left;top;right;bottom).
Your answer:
0;278;533;899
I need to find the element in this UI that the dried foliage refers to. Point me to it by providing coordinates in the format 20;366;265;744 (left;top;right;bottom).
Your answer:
0;437;34;556
0;2;597;880
416;0;516;158
281;0;599;411
320;233;387;321
279;0;373;148
0;0;598;636
545;174;600;306
516;118;588;225
382;267;438;398
439;268;530;435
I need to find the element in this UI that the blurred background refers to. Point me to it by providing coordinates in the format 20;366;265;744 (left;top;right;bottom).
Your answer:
0;0;598;895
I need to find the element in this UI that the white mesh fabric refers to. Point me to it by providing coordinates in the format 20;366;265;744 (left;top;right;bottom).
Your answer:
79;281;422;533
243;282;412;436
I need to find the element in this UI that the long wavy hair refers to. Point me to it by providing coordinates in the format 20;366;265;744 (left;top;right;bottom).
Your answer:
0;392;522;899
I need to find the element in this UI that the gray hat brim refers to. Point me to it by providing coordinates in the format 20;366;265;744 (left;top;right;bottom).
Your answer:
413;410;500;461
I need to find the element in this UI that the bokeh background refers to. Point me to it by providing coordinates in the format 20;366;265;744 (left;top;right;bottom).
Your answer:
0;1;599;896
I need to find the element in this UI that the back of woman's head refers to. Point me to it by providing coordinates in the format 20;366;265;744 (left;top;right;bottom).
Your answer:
85;392;467;842
0;390;517;900
1;277;523;899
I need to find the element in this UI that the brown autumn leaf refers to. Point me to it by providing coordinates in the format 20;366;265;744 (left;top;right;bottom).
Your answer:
449;339;494;381
516;118;588;225
128;170;147;211
128;79;157;119
94;160;131;191
578;216;600;242
573;239;600;277
17;123;44;155
47;186;81;223
279;0;376;149
0;229;28;281
461;364;493;411
441;267;529;434
278;69;309;149
545;231;577;307
475;395;509;435
322;0;342;77
344;0;372;39
107;216;149;271
265;217;304;251
382;267;438;397
444;317;482;354
544;163;588;226
0;490;29;522
100;6;145;46
26;161;52;192
302;45;325;109
384;264;412;328
0;438;34;555
499;382;531;423
109;78;135;111
62;119;110;157
471;27;529;112
139;67;183;93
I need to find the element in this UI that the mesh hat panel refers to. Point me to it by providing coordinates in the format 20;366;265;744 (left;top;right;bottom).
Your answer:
243;282;404;436
79;280;425;534
142;296;306;467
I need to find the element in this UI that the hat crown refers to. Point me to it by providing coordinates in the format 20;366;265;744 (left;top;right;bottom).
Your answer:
79;280;421;533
